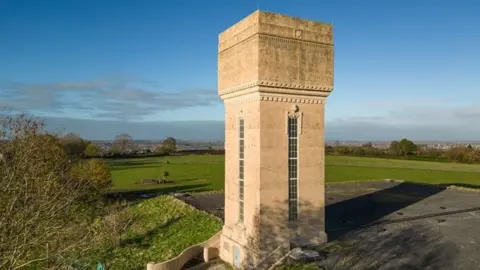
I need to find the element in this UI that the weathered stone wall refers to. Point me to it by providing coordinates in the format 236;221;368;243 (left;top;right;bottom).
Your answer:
221;99;262;265
218;10;333;99
258;35;333;88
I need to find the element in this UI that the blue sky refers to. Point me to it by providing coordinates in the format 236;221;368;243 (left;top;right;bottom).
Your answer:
1;0;479;140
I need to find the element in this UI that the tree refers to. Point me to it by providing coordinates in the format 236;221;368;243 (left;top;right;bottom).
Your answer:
362;142;373;148
419;147;443;157
59;132;88;157
467;149;480;163
84;143;102;157
444;147;466;163
399;138;417;155
325;145;334;155
155;145;167;155
333;146;352;155
114;133;135;154
389;141;402;156
352;146;366;156
69;159;112;191
161;137;177;154
0;114;106;269
162;170;169;180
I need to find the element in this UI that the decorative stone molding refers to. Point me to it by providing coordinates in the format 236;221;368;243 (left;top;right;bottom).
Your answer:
261;95;325;104
237;109;246;120
219;26;332;53
224;95;260;104
218;33;258;53
219;80;333;96
220;81;259;95
286;104;303;135
258;34;332;48
224;93;326;105
294;29;303;38
258;80;332;91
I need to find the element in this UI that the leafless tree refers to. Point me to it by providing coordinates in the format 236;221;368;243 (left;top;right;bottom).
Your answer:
114;133;135;154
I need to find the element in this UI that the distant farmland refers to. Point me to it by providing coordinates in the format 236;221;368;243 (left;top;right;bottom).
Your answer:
106;155;480;193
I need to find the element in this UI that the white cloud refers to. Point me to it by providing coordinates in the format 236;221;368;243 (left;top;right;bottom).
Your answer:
0;77;219;120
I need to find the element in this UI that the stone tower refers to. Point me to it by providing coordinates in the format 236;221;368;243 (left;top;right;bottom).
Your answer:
217;11;334;268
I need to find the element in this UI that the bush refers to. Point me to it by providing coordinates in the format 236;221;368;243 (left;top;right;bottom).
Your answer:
69;158;113;191
84;142;103;157
0;114;109;269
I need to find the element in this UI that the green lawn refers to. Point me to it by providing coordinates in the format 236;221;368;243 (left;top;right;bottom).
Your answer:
108;155;224;192
325;155;480;185
90;196;222;270
107;155;480;193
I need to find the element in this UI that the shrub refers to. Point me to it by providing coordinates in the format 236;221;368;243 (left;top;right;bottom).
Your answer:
69;158;112;191
0;114;106;269
84;142;103;157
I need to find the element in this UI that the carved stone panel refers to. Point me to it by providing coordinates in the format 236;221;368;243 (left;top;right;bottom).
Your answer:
286;104;303;135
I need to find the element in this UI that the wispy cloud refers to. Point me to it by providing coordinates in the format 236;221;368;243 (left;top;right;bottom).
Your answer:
328;104;480;140
2;78;479;141
0;77;219;120
361;98;450;109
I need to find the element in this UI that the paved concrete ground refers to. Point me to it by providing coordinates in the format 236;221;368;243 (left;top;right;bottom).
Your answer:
177;181;480;270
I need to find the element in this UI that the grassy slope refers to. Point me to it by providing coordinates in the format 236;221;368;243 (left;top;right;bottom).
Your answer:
107;155;480;192
96;196;222;270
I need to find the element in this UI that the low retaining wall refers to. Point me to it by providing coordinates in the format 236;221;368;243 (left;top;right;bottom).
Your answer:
146;231;221;270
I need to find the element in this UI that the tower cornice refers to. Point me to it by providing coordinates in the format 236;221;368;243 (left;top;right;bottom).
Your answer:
218;80;332;99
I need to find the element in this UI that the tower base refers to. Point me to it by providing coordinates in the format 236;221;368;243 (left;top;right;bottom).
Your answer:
219;229;328;269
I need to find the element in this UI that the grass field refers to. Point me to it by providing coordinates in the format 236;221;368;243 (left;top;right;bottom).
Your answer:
107;155;480;193
90;196;222;269
101;155;479;268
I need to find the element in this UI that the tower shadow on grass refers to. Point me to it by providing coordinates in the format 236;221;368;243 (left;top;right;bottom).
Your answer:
121;217;182;248
104;183;210;203
326;181;446;241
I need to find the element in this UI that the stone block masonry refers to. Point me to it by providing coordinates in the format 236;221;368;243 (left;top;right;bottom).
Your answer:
218;10;334;269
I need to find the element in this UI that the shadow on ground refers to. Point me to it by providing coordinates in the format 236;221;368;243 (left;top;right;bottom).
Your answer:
109;164;164;172
121;217;182;249
326;181;447;240
174;181;478;269
316;224;459;270
108;158;161;167
105;183;210;203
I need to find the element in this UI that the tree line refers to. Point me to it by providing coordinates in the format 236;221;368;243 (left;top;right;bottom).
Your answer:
58;132;480;165
327;138;480;164
59;132;177;158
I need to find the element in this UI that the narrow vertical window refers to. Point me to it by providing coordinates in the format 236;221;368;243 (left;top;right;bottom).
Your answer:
238;118;245;223
288;117;298;221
